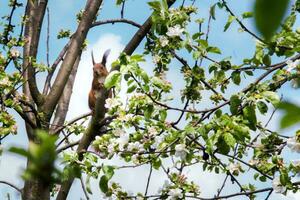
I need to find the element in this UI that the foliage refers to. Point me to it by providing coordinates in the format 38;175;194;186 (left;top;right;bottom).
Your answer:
1;0;300;200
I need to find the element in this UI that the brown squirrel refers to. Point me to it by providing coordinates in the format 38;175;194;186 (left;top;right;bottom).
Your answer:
88;49;112;111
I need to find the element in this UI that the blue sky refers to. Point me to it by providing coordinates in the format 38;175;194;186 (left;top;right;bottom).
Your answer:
1;0;300;199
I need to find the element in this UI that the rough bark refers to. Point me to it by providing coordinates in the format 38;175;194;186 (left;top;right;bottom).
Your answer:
42;0;103;120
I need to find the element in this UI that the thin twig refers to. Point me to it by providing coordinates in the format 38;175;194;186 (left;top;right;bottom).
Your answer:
144;164;153;196
80;177;90;200
121;0;125;18
221;0;265;44
91;18;141;28
0;180;22;193
46;7;50;70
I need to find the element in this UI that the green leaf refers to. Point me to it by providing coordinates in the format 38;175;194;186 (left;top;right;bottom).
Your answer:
242;12;253;19
261;91;280;106
159;109;167;121
99;175;109;193
9;147;30;157
230;95;241;115
231;71;241;85
153;158;162;170
224;15;236;32
278;102;300;128
259;175;267;182
207;46;221;54
254;0;289;41
148;1;161;11
243;105;257;131
224;132;236;148
210;4;217;20
102;165;115;180
104;71;121;89
257;101;268;114
144;104;154;120
262;54;271;66
85;175;93;194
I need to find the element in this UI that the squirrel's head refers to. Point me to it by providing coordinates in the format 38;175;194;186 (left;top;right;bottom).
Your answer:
91;49;111;76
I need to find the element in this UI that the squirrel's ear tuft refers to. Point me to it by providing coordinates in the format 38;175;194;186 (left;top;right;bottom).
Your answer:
101;49;111;66
91;51;95;65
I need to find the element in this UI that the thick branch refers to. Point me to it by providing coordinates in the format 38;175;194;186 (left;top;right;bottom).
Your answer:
23;0;47;106
43;0;103;120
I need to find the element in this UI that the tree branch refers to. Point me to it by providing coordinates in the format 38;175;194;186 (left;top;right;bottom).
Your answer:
0;180;22;193
91;18;141;28
43;0;103;121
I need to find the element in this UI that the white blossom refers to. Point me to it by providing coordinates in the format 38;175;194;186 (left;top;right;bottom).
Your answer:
118;113;134;122
248;159;259;166
158;180;171;193
127;141;144;152
166;25;184;37
105;98;121;109
228;163;241;175
287;137;300;153
159;36;169;47
151;135;164;149
107;142;115;153
136;196;144;200
132;154;139;164
116;134;130;150
0;77;10;86
132;92;146;99
272;177;286;194
153;55;161;64
175;144;187;160
286;59;300;72
148;126;158;136
168;188;183;199
10;48;20;58
113;128;126;136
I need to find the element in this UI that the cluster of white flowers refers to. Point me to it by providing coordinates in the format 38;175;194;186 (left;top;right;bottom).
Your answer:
116;134;130;151
0;77;11;86
153;54;161;64
127;141;144;152
10;48;20;58
117;113;134;122
167;188;183;199
166;25;184;37
228;163;241;175
248;159;259;166
286;59;300;72
159;36;169;47
105;98;122;109
148;126;158;136
272;177;286;194
132;92;146;99
175;144;188;160
151;135;164;149
287;137;300;153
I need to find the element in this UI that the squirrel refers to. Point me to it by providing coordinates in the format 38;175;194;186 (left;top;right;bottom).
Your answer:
88;49;112;111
